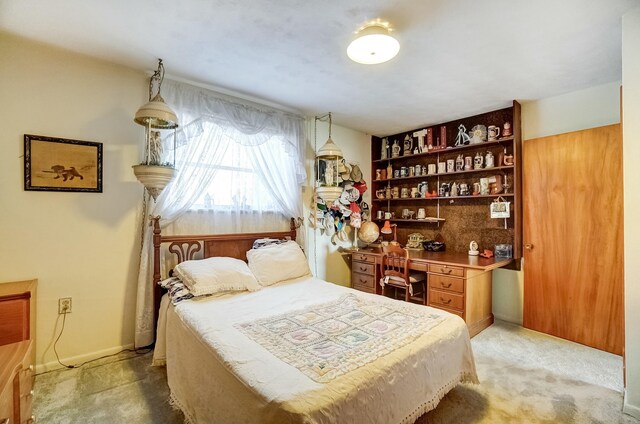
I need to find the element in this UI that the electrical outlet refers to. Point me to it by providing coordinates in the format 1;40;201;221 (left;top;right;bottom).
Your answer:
59;297;72;314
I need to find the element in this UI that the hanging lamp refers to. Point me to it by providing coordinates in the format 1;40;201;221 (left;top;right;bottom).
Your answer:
132;59;179;201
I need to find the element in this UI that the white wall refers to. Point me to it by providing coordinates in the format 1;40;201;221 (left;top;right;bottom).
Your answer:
303;119;370;286
491;81;621;324
622;6;640;419
0;33;146;370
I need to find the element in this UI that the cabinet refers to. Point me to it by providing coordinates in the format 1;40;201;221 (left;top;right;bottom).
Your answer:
0;280;36;424
351;252;378;294
370;101;522;264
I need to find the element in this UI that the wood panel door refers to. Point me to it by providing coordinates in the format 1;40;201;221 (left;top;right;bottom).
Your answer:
523;124;623;355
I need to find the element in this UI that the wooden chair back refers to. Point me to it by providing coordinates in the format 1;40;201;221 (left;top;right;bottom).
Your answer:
381;244;410;284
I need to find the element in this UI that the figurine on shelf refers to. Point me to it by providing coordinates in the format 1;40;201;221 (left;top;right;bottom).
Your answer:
502;121;513;138
454;124;471;146
488;125;501;141
460;183;470;196
381;138;389;160
403;135;413;156
386;163;393;179
451;182;459;197
391;140;401;158
375;169;382;180
472;182;481;196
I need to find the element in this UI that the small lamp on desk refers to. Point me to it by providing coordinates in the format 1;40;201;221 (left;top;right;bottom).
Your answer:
380;220;398;244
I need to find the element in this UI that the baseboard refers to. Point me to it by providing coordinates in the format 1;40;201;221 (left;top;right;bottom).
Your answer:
493;312;523;325
624;391;640;419
36;343;135;374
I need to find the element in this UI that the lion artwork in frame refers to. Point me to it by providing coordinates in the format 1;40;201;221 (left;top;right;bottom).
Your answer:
24;134;103;192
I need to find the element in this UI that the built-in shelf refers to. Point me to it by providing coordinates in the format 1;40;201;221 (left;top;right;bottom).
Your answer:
372;193;515;202
374;218;445;223
373;137;514;163
373;165;515;183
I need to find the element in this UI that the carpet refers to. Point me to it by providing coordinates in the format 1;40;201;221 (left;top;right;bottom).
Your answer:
33;320;638;423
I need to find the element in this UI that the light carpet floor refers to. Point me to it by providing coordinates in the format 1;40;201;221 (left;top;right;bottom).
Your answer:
33;320;638;423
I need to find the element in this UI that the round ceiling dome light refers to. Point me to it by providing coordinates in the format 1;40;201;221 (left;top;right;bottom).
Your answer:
347;21;399;65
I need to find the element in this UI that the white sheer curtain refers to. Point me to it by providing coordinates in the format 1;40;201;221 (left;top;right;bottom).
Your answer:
134;80;306;347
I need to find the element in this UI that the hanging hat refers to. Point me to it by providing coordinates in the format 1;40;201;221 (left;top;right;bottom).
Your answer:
338;159;351;180
346;187;360;202
353;181;367;195
350;164;363;182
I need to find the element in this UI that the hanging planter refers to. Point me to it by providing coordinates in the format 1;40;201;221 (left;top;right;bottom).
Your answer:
132;59;179;202
132;164;176;201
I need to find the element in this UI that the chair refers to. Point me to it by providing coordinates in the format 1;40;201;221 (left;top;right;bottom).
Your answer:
379;244;426;304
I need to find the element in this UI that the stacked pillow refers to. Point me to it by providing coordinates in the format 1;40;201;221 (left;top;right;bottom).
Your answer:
160;240;312;304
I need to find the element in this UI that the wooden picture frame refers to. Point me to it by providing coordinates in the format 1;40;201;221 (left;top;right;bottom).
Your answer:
24;134;103;192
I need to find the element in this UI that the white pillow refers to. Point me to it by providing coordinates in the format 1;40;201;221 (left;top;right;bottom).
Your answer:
173;257;260;296
246;241;312;286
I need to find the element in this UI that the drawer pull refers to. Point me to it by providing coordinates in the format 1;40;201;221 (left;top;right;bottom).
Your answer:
440;297;452;304
360;279;367;284
441;267;452;274
441;282;452;288
359;266;368;272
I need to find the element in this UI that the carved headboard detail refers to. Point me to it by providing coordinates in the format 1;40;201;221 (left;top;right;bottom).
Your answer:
150;216;297;341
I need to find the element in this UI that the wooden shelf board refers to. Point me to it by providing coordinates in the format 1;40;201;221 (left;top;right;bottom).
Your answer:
372;193;515;202
373;137;515;163
373;165;515;183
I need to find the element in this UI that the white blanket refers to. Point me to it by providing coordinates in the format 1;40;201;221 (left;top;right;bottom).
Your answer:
154;277;478;424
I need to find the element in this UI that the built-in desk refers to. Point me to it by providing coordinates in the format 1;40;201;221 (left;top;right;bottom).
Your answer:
347;248;512;337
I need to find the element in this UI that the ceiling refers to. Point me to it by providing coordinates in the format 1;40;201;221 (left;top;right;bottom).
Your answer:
0;0;636;136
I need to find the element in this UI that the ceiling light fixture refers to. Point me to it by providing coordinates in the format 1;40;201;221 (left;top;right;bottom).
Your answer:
347;20;399;65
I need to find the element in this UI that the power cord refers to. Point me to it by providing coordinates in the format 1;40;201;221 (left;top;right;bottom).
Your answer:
42;310;153;375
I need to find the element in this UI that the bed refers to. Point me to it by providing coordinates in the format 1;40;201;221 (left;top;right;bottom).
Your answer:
149;217;478;424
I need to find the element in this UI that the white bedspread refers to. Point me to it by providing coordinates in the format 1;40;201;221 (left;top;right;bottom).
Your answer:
154;277;478;424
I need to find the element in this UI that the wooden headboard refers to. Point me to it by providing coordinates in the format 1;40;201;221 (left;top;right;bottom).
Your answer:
150;216;297;337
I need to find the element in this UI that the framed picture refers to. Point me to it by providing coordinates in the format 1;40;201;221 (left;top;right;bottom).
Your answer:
24;134;103;192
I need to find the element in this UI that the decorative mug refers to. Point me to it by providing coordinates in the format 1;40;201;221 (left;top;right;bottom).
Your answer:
400;167;408;178
464;156;473;170
402;208;410;219
428;164;437;175
377;210;384;220
446;159;455;173
380;169;387;180
385;187;392;198
384;211;392;219
474;152;483;169
418;181;428;196
439;182;450;197
415;164;422;176
400;188;409;198
459;183;470;196
408;167;415;177
392;187;400;198
376;189;386;199
394;170;400;178
437;162;446;174
417;208;426;219
411;187;419;198
375;169;382;180
488;125;501;141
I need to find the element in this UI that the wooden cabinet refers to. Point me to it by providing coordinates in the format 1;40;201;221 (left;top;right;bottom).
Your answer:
0;280;36;424
427;266;493;337
370;101;522;266
351;252;378;294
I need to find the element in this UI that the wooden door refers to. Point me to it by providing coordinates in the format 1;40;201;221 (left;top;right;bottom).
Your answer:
523;124;623;355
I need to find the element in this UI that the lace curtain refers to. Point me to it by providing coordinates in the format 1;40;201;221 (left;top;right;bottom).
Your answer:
134;80;306;347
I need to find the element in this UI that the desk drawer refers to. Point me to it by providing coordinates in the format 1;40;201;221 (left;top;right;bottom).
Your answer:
429;275;464;294
352;253;376;264
351;272;376;292
429;288;464;311
352;262;375;275
428;264;464;277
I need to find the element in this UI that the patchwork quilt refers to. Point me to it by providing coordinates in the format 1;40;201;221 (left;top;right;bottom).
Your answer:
236;294;446;383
